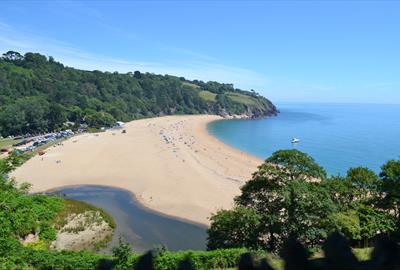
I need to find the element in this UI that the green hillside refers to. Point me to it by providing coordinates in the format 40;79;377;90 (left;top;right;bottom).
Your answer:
0;51;277;137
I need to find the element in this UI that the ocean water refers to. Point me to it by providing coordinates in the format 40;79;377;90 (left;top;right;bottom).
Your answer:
208;103;400;176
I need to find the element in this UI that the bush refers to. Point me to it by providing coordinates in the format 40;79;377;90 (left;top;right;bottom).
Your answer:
24;249;108;270
39;222;57;241
26;240;49;251
152;248;247;270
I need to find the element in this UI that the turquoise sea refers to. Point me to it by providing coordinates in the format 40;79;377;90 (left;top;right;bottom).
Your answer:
208;103;400;176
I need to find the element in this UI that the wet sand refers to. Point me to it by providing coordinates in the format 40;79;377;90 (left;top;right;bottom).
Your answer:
12;115;262;225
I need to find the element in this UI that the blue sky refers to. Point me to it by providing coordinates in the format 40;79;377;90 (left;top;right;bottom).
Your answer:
1;1;399;104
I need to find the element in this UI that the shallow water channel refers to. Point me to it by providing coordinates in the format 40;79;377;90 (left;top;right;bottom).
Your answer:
50;185;207;252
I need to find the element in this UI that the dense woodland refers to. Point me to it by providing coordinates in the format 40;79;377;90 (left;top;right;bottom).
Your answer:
207;150;400;253
0;51;277;137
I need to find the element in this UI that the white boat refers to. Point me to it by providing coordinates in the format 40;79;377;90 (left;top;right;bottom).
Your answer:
291;138;300;143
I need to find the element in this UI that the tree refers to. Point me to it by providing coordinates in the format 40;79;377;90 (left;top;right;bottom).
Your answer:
0;51;277;136
266;149;327;181
84;111;116;128
346;167;378;201
0;103;27;136
357;205;396;246
207;207;261;250
321;176;356;210
233;150;333;251
2;51;23;62
23;52;47;68
48;103;67;130
324;210;361;241
379;160;400;219
67;106;83;123
112;237;133;270
133;70;141;79
207;151;399;252
282;180;336;247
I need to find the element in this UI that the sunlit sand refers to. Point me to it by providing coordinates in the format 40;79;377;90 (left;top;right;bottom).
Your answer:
12;115;262;225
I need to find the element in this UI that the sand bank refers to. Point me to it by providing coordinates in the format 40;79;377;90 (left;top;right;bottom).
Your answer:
11;115;262;225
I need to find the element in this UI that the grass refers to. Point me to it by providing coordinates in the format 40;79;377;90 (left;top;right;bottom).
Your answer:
51;199;116;251
1;136;65;157
52;199;116;230
4;137;68;161
0;138;22;149
353;247;373;261
182;81;201;89
199;90;217;102
226;92;258;106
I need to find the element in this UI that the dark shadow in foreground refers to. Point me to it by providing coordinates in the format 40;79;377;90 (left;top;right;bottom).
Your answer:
94;232;399;270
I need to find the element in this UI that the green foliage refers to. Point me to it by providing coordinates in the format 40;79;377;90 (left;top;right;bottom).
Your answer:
38;222;57;241
266;149;327;180
226;92;258;106
0;96;51;136
0;51;277;136
198;90;217;102
207;207;261;250
324;210;361;241
85;111;116;128
320;176;356;210
210;150;400;252
52;198;116;230
0;137;21;149
357;205;396;243
26;240;49;251
352;247;373;261
0;151;30;175
379;159;400;219
232;150;333;251
0;173;117;269
347;167;379;201
22;249;106;270
347;167;379;189
0;172;382;270
151;248;248;270
113;237;134;269
0;243;251;270
0;175;63;245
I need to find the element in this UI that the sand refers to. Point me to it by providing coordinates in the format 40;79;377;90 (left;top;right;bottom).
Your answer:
11;115;263;225
52;211;113;251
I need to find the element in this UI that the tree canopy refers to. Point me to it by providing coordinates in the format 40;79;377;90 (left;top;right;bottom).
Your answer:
0;51;277;136
208;150;400;252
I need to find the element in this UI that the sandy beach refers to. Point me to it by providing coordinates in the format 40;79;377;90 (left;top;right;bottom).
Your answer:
11;115;262;225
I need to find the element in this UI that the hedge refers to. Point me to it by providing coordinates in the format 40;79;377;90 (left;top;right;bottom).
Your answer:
0;247;253;270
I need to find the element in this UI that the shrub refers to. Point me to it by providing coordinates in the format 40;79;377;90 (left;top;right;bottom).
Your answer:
39;222;57;241
152;248;247;270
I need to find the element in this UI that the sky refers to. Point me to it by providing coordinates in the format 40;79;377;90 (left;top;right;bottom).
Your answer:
0;1;399;104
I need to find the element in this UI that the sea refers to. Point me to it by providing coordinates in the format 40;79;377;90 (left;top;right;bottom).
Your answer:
208;102;400;176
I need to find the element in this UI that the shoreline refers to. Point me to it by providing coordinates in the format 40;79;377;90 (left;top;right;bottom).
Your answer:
12;115;263;225
47;184;209;230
